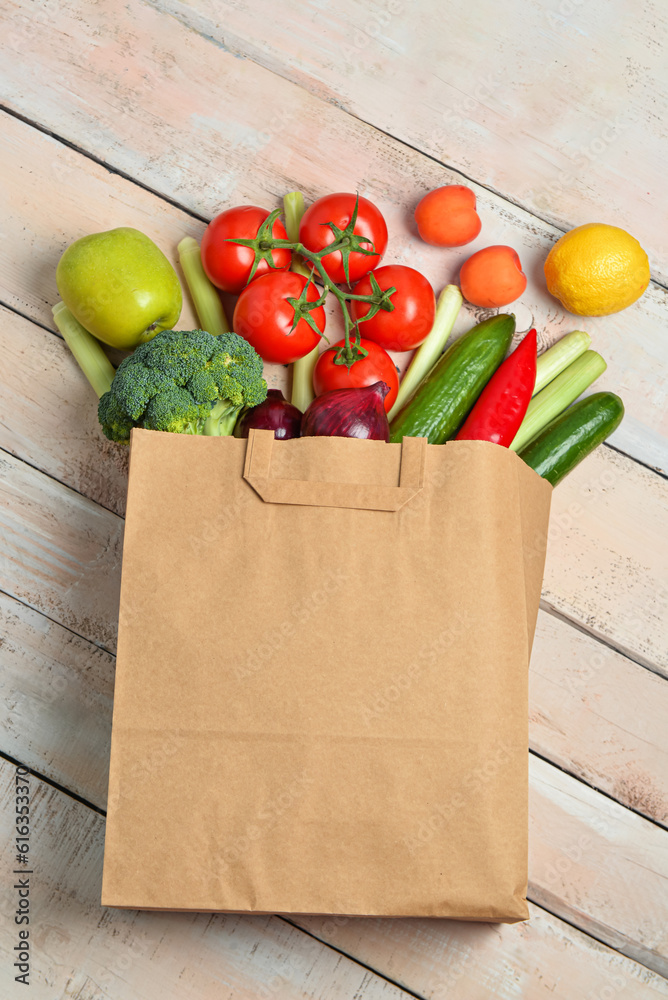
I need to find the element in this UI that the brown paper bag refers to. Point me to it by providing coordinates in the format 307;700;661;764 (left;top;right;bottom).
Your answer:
102;427;551;921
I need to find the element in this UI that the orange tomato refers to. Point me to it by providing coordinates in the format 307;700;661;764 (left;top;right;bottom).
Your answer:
414;185;482;247
459;245;527;307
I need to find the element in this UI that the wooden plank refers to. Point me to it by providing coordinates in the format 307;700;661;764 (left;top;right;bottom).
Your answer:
153;0;668;283
0;763;415;1000
296;904;668;1000
294;904;668;1000
0;304;129;517
530;613;668;825
0;450;123;652
0;592;113;809
1;4;667;472
542;444;668;674
528;755;668;976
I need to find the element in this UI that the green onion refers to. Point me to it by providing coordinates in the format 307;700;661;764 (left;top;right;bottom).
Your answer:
387;284;462;421
177;236;230;337
283;191;311;280
52;302;115;398
534;330;591;395
510;349;607;452
284;190;319;413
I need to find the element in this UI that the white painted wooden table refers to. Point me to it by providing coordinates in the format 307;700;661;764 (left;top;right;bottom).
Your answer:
1;1;667;996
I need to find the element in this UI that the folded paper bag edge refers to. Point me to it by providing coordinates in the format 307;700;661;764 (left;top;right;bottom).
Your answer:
243;429;427;511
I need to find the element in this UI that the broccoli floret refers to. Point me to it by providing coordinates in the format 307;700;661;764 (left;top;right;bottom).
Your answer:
98;330;267;443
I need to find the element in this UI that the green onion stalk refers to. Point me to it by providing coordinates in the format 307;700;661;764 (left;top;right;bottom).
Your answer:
284;191;319;413
52;301;115;397
510;349;607;452
533;330;591;396
177;236;230;337
387;284;463;421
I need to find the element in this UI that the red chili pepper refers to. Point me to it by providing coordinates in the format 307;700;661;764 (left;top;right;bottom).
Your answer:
456;328;537;446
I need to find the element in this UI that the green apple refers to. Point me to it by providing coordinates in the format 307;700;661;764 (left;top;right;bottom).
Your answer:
56;227;183;350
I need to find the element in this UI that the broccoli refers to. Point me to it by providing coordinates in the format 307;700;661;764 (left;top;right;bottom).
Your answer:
97;329;267;443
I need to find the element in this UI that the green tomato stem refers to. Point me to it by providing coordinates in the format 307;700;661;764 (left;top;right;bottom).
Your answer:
388;284;463;421
52;301;116;398
177;236;230;337
234;212;398;367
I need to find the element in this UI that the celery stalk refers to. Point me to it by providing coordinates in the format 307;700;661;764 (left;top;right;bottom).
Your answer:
283;191;311;279
284;190;319;413
52;302;115;398
387;284;463;421
177;236;230;337
534;330;591;395
510;350;607;452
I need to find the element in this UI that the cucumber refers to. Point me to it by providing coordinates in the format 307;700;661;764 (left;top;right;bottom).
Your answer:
389;314;515;443
518;392;624;486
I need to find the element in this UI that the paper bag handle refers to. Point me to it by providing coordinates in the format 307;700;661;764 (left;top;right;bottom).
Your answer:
243;429;426;511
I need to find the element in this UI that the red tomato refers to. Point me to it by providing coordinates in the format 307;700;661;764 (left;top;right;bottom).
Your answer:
233;271;325;364
313;338;399;412
201;206;291;294
459;245;527;307
414;185;482;247
350;265;435;351
299;193;388;284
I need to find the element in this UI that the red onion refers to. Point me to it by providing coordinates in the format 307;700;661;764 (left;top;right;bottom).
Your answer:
234;389;302;439
301;382;390;441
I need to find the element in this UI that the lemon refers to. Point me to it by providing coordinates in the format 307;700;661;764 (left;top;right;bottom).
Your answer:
544;223;650;316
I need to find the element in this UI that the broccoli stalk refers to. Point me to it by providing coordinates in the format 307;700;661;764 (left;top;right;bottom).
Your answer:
97;328;267;443
202;399;245;436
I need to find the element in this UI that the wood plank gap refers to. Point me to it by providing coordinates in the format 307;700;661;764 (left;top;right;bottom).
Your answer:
605;441;668;483
0;749;106;818
523;894;668;987
0;585;116;659
539;599;667;679
0;104;211;227
0;444;123;520
529;747;668;834
0;296;55;337
278;916;429;1000
147;2;668;297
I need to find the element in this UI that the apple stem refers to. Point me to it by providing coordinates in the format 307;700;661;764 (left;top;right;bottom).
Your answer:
52;302;115;398
177;236;230;337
